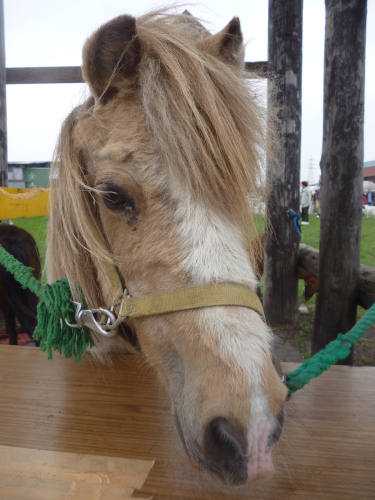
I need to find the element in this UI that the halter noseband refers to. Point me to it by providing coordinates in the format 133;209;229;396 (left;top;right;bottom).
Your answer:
67;282;265;337
65;224;265;337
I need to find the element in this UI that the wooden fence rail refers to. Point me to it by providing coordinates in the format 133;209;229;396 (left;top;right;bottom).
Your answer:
299;243;375;310
6;67;84;85
5;62;267;86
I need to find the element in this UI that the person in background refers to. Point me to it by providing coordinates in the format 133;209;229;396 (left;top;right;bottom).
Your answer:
301;181;311;225
363;192;367;207
315;183;321;218
367;191;374;206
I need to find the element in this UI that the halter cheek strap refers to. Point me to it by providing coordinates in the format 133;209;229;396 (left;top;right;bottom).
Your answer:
70;223;264;337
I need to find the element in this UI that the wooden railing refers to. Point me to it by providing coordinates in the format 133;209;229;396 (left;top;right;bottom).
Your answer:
5;61;267;85
5;67;84;85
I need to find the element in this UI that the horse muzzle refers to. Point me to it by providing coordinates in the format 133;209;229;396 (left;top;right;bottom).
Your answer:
186;410;285;486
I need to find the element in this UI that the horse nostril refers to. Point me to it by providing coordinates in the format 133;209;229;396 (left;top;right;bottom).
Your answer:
203;417;248;485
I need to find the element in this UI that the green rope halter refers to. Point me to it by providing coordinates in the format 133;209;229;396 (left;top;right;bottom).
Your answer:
0;243;374;395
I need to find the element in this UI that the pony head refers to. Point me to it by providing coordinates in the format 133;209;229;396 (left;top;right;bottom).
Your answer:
47;11;287;486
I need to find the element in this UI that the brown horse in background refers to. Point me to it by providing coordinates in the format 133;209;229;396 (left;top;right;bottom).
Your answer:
248;233;318;300
0;224;41;345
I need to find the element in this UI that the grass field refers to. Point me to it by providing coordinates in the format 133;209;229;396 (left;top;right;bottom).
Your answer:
13;216;48;272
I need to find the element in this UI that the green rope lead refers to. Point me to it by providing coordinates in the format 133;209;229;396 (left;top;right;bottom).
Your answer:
0;244;97;361
286;302;375;396
1;243;375;389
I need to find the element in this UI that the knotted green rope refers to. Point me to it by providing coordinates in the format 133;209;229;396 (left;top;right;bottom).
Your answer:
0;244;97;361
286;302;375;396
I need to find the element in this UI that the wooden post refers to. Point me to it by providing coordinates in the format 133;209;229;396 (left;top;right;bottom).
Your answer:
312;0;367;363
0;0;7;188
263;0;303;324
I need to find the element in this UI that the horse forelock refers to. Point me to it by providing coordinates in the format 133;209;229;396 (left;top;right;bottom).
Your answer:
75;11;274;218
135;12;273;223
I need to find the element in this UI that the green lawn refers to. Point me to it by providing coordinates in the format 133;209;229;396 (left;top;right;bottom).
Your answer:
13;216;48;270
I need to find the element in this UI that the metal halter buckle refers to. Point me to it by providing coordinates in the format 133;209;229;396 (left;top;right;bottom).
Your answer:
65;301;119;337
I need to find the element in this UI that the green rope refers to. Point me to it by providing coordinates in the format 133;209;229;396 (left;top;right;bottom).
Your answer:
1;243;375;391
286;302;375;396
0;244;97;361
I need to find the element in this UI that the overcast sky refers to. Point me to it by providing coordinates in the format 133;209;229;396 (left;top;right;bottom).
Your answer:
4;0;375;183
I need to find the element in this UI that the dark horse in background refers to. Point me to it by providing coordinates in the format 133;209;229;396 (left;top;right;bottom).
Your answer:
0;224;41;345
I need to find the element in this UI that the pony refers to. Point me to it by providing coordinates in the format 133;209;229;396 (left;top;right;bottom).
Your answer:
47;11;287;486
248;233;318;300
0;224;41;345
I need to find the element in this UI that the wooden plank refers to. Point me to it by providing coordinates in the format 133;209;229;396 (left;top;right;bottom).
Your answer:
0;445;153;499
244;61;267;76
0;346;374;498
299;243;375;309
6;67;84;85
5;63;266;86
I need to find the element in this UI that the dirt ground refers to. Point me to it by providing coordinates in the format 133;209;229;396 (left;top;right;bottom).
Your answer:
272;303;375;366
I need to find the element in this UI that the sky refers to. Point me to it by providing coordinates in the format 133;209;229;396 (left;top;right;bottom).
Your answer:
4;0;375;184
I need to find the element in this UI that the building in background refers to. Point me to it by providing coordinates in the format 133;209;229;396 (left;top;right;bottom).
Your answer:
363;160;375;183
7;162;51;188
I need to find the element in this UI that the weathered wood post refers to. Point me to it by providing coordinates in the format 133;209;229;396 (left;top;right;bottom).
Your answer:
263;0;303;324
0;0;7;188
312;0;367;363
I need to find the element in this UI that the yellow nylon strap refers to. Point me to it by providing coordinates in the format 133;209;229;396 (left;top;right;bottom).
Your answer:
118;284;264;320
103;260;123;301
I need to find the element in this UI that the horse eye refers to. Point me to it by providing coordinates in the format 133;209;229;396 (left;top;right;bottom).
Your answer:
103;191;135;211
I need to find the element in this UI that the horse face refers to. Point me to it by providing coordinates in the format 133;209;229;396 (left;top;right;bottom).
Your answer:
84;118;287;484
52;13;288;486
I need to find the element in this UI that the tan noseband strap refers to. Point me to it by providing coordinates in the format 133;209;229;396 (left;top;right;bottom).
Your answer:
91;226;264;329
118;283;264;320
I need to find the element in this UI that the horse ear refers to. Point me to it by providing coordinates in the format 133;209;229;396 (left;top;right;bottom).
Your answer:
82;15;141;103
202;17;244;67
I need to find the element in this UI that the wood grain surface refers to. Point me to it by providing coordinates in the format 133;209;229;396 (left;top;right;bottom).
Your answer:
0;445;153;499
0;345;374;499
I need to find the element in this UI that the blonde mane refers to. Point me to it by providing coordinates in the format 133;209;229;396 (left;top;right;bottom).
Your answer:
48;11;277;322
137;13;272;216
